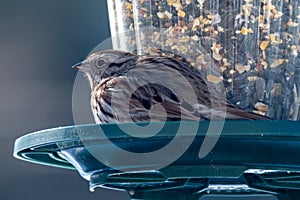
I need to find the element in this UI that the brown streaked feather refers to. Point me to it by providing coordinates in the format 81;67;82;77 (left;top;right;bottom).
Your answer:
92;75;200;123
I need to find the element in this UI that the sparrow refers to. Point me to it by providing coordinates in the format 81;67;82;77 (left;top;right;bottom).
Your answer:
73;50;268;123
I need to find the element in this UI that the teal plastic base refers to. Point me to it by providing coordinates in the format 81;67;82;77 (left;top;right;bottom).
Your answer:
13;121;300;200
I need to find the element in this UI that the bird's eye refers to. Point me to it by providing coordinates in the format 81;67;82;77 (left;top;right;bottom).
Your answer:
96;59;105;67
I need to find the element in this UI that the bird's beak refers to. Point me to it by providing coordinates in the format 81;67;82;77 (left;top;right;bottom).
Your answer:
72;61;85;69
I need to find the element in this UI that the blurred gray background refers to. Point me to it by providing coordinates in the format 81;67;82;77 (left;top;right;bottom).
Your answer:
0;0;129;199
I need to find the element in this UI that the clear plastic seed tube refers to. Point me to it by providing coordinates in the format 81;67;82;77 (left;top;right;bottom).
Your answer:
107;0;300;120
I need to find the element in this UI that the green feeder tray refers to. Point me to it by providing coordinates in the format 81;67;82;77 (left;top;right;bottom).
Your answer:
13;120;300;200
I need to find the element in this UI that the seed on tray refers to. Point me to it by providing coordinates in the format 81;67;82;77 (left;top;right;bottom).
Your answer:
255;102;268;112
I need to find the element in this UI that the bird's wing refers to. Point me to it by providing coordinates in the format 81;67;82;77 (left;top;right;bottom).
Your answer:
136;56;270;120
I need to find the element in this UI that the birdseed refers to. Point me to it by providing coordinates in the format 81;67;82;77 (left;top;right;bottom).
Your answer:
108;0;300;120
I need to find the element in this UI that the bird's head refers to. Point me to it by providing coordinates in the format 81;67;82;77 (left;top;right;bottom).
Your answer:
72;50;134;89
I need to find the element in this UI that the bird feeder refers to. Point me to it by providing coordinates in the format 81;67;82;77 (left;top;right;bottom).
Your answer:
13;121;300;199
14;0;300;200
